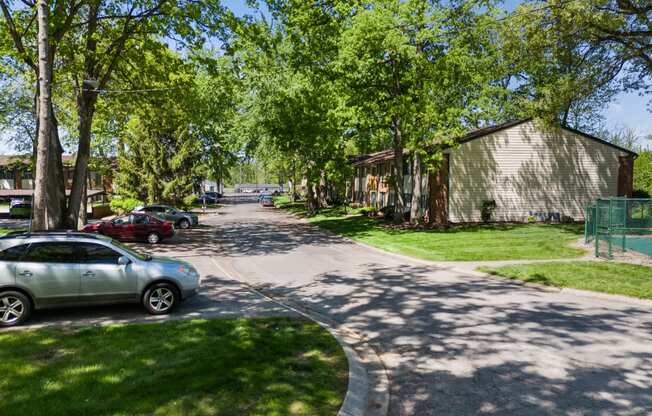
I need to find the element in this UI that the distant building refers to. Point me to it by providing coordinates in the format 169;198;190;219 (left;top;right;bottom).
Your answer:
0;155;112;202
235;183;284;193
202;179;223;194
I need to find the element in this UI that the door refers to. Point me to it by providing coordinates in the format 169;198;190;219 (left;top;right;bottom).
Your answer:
131;214;151;241
14;242;81;305
110;215;135;241
79;243;137;300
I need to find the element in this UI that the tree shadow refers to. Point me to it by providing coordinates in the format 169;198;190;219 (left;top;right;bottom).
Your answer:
255;263;652;415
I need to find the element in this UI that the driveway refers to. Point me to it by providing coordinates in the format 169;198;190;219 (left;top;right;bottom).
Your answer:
215;197;652;416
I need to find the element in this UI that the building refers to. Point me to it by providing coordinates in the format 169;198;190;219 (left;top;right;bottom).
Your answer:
0;155;112;202
350;119;637;223
235;183;284;193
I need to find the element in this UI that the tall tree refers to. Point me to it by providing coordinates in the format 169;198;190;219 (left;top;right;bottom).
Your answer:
32;0;51;230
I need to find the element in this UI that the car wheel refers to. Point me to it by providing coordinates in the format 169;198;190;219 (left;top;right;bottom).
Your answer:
0;291;31;327
147;232;160;244
178;219;190;229
143;283;178;315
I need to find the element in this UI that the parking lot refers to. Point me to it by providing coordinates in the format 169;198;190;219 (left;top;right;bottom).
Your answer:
7;206;293;330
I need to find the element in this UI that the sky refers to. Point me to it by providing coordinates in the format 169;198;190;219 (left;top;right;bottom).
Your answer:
1;0;650;154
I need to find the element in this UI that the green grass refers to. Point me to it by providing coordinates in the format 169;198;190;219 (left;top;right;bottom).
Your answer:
479;262;652;299
274;200;585;261
0;317;347;416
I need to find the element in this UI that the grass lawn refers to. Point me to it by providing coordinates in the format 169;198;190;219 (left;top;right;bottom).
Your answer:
0;317;347;416
479;262;652;299
274;197;585;261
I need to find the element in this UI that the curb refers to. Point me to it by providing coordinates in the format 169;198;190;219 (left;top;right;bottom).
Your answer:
210;257;390;416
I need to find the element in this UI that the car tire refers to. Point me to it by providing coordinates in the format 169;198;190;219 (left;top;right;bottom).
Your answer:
143;283;178;315
147;232;161;244
0;291;32;327
178;219;190;229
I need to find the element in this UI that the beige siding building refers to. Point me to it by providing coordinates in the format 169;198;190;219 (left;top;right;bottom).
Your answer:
350;119;636;223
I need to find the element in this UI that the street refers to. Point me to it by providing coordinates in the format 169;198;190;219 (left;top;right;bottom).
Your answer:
216;196;652;416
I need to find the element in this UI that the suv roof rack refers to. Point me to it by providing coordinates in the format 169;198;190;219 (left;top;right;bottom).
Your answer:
0;230;106;240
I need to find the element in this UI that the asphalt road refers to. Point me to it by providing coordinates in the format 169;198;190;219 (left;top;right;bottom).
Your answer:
215;196;652;416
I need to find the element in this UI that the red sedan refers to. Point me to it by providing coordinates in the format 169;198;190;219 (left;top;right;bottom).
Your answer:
82;213;174;244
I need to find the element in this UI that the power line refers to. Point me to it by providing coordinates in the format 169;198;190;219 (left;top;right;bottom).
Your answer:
80;86;183;94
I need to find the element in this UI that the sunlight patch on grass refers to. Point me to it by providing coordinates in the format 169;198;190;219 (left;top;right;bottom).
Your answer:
276;203;586;261
479;262;652;299
0;318;347;416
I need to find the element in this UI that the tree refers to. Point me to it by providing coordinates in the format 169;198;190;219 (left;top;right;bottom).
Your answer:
502;0;628;132
1;0;229;228
32;0;52;230
337;0;508;223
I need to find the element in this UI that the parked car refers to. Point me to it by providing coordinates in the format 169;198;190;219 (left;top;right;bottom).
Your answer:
9;202;31;219
133;205;199;229
259;195;274;207
204;191;222;199
0;232;200;327
195;193;219;205
82;213;174;244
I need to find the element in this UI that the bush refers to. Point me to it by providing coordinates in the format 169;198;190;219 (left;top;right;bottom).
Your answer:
182;194;197;210
110;197;144;215
481;200;497;222
359;207;378;217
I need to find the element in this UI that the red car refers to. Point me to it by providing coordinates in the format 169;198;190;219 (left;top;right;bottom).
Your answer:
82;213;174;244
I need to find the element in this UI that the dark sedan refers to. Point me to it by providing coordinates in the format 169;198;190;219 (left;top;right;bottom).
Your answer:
82;213;174;244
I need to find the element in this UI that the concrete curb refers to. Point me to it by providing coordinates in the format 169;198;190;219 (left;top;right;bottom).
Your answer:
283;208;652;308
210;257;390;416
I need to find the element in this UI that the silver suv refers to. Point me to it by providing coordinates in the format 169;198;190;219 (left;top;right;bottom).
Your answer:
0;232;200;327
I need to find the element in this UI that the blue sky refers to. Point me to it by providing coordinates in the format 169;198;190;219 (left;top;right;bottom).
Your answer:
1;0;649;153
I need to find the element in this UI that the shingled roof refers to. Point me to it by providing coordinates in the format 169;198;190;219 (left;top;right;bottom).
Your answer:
349;118;637;166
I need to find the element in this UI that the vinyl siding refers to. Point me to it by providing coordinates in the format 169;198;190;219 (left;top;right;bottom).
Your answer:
448;120;626;222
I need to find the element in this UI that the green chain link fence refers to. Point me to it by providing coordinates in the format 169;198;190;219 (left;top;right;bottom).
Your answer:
585;198;652;258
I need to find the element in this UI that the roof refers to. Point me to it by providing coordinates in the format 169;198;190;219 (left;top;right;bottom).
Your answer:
350;118;638;165
0;189;105;198
0;154;76;166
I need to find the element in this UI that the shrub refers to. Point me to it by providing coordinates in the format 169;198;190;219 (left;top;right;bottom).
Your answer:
182;194;198;209
480;200;497;222
561;215;574;224
109;197;144;215
359;207;378;217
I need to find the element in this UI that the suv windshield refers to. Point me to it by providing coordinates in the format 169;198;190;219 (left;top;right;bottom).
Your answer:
111;239;152;261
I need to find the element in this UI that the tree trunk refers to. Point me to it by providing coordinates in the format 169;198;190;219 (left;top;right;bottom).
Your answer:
392;115;405;223
77;173;88;228
318;170;327;207
410;153;423;224
304;175;318;215
32;0;51;231
46;104;66;228
66;92;97;228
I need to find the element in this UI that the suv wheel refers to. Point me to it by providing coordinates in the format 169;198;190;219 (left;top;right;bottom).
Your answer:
0;291;31;327
147;232;160;244
143;283;178;315
178;219;190;229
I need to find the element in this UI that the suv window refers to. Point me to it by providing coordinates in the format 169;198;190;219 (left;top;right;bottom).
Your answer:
81;243;122;264
22;242;84;263
0;244;29;261
113;216;130;225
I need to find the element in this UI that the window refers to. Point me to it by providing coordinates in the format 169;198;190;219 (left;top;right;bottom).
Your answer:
131;214;149;225
22;243;83;263
0;244;29;261
81;243;122;264
372;166;377;176
379;163;385;176
403;159;411;175
0;168;14;180
21;170;33;180
113;216;130;225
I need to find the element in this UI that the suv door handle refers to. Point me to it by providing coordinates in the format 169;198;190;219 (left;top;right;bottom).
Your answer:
82;271;95;277
17;271;32;277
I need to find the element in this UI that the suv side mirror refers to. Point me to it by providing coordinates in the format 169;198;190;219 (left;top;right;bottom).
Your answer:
117;256;131;266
